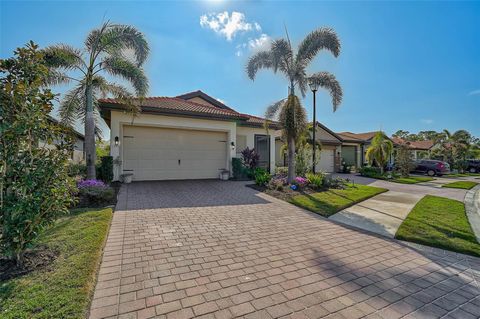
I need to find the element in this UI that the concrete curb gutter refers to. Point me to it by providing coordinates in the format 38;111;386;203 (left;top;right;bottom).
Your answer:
464;184;480;243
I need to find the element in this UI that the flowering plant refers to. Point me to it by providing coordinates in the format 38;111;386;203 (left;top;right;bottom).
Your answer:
77;179;107;189
294;176;308;187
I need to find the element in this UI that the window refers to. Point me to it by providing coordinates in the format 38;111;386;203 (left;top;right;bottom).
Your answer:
254;134;270;171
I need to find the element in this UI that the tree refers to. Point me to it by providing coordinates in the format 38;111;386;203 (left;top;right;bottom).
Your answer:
365;131;394;174
0;42;76;265
395;143;414;177
42;21;150;179
246;28;342;183
392;130;410;140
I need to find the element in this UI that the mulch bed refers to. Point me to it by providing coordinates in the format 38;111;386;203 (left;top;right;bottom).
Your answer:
247;183;318;201
0;246;59;281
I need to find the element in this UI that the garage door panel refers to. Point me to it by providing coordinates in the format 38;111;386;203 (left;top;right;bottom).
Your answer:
122;126;227;181
319;148;335;173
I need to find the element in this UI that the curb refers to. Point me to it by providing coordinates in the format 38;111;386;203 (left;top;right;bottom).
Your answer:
464;184;480;243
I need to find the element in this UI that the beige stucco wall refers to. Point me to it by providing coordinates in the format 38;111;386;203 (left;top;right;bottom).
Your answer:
109;111;277;180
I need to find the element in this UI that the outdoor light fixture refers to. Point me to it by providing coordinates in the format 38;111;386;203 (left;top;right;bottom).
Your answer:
308;79;319;92
308;78;319;173
114;136;119;146
231;141;235;150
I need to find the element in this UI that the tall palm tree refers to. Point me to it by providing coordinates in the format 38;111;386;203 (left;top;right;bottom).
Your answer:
246;28;342;182
365;132;394;174
42;21;149;179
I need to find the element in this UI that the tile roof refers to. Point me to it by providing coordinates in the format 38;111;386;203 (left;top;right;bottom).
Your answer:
337;131;379;141
99;92;279;128
391;137;434;150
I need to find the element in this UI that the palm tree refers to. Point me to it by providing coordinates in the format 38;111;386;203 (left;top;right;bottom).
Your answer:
42;22;149;179
246;28;342;183
365;132;394;174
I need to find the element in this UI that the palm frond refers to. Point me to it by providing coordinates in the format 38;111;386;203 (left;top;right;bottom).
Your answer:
102;56;148;96
44;70;71;86
308;71;343;111
265;98;287;120
42;44;84;71
271;39;293;76
58;83;85;127
92;76;139;114
246;51;273;80
296;28;341;67
97;24;150;66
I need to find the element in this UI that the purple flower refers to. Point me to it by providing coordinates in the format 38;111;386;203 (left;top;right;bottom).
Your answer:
77;179;106;188
294;176;308;186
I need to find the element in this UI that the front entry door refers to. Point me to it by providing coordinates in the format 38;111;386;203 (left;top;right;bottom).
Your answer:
255;134;270;171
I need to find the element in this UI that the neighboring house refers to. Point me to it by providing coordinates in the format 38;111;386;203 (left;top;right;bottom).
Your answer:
99;90;279;181
275;123;350;173
44;116;85;163
391;137;434;160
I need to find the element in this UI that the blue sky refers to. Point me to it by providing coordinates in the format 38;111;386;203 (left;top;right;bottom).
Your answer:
1;1;479;138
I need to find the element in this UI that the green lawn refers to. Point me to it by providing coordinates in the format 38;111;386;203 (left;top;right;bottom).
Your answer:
447;173;480;177
290;184;388;217
396;195;479;257
0;208;113;319
390;176;434;184
442;181;478;190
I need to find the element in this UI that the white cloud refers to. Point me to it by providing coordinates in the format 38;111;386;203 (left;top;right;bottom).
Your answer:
468;89;480;96
421;119;434;124
200;11;257;41
248;34;271;52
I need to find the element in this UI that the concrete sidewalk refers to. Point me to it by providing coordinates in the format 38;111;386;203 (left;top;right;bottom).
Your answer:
329;191;424;238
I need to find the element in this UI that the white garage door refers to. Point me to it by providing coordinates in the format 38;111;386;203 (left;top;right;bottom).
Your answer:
318;148;335;172
122;126;228;181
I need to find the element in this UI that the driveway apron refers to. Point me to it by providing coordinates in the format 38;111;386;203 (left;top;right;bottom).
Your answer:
89;180;480;319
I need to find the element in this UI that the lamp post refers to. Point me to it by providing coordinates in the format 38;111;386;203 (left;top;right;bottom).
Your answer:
308;79;319;173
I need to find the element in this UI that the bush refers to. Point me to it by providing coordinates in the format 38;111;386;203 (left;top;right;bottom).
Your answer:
77;179;115;207
268;177;286;191
254;168;271;186
306;172;325;189
323;176;348;189
97;156;113;183
241;147;259;169
275;166;288;177
359;166;382;178
293;176;309;188
0;42;77;265
67;163;87;178
232;157;251;180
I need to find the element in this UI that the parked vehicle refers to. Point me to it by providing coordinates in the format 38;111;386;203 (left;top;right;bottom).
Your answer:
466;159;480;173
411;159;450;176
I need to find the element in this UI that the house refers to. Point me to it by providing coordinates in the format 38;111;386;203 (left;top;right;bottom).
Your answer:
45;115;85;163
391;137;434;160
99;90;279;181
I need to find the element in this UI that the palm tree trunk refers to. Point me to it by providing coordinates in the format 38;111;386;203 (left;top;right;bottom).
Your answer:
287;135;296;183
85;84;96;179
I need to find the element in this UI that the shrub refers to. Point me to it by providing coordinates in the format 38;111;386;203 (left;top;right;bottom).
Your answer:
254;168;271;186
0;42;76;265
323;176;348;189
395;144;414;177
293;176;309;188
67;163;87;178
232;157;251;180
306;172;325;189
267;177;286;191
241;147;259;169
359;166;382;178
97;156;113;183
455;160;469;173
77;179;115;207
275;166;288;177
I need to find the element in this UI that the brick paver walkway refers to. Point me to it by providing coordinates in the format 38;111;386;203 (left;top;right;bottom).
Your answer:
89;180;480;319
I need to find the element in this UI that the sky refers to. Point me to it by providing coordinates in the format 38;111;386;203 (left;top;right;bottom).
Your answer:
1;0;479;138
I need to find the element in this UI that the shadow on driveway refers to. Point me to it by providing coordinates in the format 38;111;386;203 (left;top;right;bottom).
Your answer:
116;180;271;210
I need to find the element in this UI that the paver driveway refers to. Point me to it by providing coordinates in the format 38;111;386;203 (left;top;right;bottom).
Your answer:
89;180;480;319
